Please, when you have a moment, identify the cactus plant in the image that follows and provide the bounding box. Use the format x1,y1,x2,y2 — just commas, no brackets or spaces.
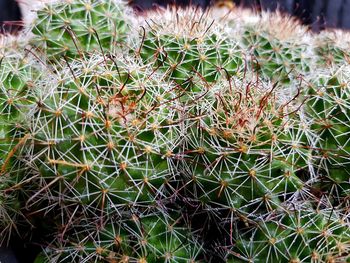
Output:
30,0,133,59
0,1,350,262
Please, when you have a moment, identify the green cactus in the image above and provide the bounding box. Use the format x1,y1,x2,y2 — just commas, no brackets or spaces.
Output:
315,31,350,66
30,0,133,59
139,8,243,84
23,52,182,214
0,1,350,262
230,208,350,263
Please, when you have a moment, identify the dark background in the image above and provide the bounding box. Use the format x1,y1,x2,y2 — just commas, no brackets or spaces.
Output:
1,0,350,33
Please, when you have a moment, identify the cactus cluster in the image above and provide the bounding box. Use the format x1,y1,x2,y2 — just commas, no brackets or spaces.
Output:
1,0,350,262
